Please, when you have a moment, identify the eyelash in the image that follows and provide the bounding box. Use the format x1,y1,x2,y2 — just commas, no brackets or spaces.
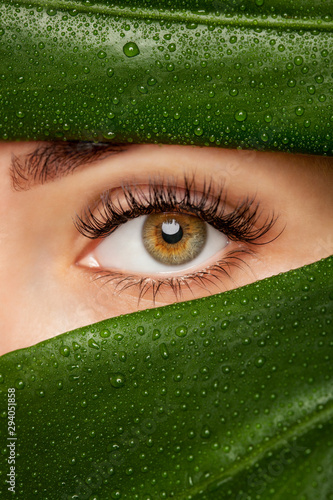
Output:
74,175,279,302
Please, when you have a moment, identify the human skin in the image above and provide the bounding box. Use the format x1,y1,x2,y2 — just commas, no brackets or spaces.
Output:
0,141,332,356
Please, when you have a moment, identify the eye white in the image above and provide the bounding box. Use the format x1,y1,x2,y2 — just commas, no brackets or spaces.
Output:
80,215,229,274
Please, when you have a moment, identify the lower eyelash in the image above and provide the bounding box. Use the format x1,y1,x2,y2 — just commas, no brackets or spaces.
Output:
88,248,255,305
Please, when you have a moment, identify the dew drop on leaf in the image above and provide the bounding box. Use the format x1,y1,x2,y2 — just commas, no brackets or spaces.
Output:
59,346,70,357
255,356,267,368
123,42,140,58
175,325,188,337
15,379,25,389
235,110,247,122
109,373,126,388
100,328,111,338
97,50,107,59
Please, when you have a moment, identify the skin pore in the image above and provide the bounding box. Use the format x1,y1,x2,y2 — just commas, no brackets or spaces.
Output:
0,141,332,355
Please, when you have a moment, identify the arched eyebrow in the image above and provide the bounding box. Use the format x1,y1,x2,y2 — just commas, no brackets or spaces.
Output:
10,141,127,191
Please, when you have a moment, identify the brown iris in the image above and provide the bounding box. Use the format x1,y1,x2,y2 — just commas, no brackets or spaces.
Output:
142,212,207,265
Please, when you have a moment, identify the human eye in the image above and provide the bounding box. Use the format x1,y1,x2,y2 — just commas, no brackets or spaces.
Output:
74,175,279,303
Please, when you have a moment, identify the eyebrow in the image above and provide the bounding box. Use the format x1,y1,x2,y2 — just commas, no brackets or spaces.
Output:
10,141,128,191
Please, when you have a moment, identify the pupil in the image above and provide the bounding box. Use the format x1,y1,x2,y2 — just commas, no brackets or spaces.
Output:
161,219,183,244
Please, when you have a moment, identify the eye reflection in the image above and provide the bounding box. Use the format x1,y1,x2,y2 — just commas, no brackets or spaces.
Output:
142,212,207,265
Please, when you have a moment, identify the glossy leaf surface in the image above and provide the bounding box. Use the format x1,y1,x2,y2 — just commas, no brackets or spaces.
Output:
0,0,332,154
0,256,332,499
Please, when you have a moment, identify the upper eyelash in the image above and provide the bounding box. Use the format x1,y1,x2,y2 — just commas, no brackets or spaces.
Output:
74,174,279,245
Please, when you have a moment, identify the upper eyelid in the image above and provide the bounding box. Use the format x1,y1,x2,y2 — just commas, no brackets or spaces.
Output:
74,175,281,244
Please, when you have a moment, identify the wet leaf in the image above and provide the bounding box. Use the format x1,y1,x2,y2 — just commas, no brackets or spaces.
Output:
0,256,332,498
0,0,332,154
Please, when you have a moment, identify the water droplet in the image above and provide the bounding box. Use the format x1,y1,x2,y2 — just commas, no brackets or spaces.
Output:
194,126,203,136
47,8,57,16
123,42,140,58
295,106,305,116
147,77,157,86
235,110,247,122
159,343,169,359
264,113,273,123
97,50,107,59
107,68,114,78
137,85,148,94
100,328,111,338
175,325,188,337
16,110,25,118
200,425,212,439
110,373,126,388
294,56,303,66
15,379,25,390
186,22,198,30
255,0,264,5
103,131,116,140
111,491,122,499
88,338,100,349
152,329,161,340
137,326,145,335
59,346,70,357
255,356,267,368
0,374,4,384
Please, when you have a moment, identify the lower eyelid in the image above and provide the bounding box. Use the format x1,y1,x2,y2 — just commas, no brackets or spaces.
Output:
80,244,256,304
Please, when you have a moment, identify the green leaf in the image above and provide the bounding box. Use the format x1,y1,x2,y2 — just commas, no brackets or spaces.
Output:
0,0,332,154
0,256,332,499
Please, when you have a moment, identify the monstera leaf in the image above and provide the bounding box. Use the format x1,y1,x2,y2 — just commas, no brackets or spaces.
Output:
0,257,332,499
0,0,332,154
